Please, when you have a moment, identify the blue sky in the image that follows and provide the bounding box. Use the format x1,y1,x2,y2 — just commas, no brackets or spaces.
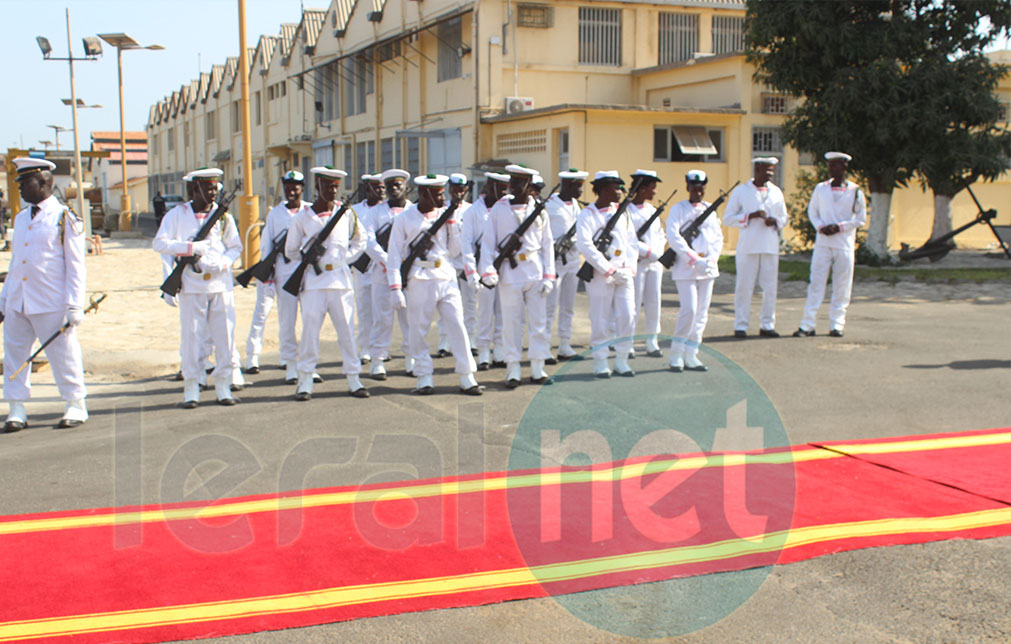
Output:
1,0,327,152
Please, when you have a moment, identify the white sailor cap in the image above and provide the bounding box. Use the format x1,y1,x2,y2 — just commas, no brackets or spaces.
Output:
631,169,662,182
485,171,510,183
381,168,410,182
449,173,469,185
532,174,545,186
592,170,625,185
281,170,305,183
311,166,347,179
415,173,448,187
182,172,193,183
13,157,56,180
504,164,538,176
361,173,383,182
824,151,852,162
558,168,589,181
685,169,708,185
751,156,779,166
188,167,224,181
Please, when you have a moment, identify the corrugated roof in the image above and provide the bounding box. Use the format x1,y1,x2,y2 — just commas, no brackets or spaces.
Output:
278,23,297,60
92,131,146,143
210,64,224,97
303,9,326,50
257,36,278,70
333,0,358,36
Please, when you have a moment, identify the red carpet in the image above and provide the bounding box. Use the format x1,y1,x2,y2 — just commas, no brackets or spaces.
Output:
0,428,1007,643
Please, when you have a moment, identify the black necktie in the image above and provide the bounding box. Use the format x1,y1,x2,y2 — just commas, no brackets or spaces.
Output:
31,206,40,218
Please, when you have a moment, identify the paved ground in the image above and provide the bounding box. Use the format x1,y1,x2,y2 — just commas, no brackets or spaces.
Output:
0,237,1008,643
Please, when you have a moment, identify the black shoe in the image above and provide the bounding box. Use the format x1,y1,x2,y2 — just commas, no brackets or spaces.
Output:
669,364,684,373
545,356,558,366
530,375,548,384
477,362,490,371
471,348,479,357
628,352,636,361
231,384,244,392
646,350,663,358
370,372,387,381
685,364,709,372
56,418,84,429
171,370,184,382
285,378,297,385
350,387,370,398
205,366,214,375
217,396,239,406
294,391,311,402
3,420,25,433
312,374,323,383
759,329,780,338
616,369,635,378
460,385,484,396
417,386,434,395
406,371,414,378
734,330,747,338
244,366,260,375
491,361,507,369
199,383,211,391
177,401,198,410
436,348,451,358
793,328,816,337
505,378,521,389
829,329,844,337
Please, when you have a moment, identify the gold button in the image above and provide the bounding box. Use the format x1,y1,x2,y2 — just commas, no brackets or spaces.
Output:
615,249,622,256
203,273,211,281
325,263,333,271
22,260,25,264
518,253,527,261
434,259,441,268
22,277,26,281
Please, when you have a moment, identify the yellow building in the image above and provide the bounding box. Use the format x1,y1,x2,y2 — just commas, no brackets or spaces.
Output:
147,0,1010,251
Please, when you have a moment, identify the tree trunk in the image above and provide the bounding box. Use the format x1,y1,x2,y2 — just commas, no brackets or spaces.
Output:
865,176,893,261
930,192,954,242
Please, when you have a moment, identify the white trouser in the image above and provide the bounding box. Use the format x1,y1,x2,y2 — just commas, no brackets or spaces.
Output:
458,273,477,345
800,245,855,332
586,275,636,360
734,253,779,331
298,288,361,376
245,281,276,360
476,283,504,350
671,278,716,356
499,280,551,363
179,292,237,382
369,270,409,359
354,270,373,356
634,261,663,340
545,265,579,343
275,287,300,365
405,279,477,377
3,308,86,402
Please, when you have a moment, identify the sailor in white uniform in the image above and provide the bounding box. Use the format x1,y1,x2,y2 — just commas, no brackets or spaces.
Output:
461,172,508,370
627,169,665,358
350,172,385,364
544,168,588,361
437,172,475,355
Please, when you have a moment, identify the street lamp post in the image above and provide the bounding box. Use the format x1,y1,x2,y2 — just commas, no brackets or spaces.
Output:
46,125,69,151
37,8,102,240
97,34,163,233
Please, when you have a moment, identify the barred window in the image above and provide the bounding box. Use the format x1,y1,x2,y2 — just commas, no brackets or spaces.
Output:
579,6,622,66
712,15,745,55
752,127,783,154
381,137,394,169
497,129,547,155
658,12,698,65
762,94,789,114
438,17,464,82
518,4,553,29
206,110,216,140
167,127,174,152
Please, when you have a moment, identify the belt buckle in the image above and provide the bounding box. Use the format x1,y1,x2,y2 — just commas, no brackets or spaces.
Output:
518,253,527,261
614,249,622,256
325,263,333,271
433,259,441,268
203,273,211,281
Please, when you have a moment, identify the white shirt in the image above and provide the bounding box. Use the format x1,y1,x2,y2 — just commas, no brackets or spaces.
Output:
283,202,366,291
479,195,556,285
666,199,724,281
722,180,788,255
387,203,462,288
153,201,242,294
575,202,639,278
0,195,86,315
262,200,310,284
627,201,665,263
545,194,582,269
808,180,867,252
447,199,471,271
461,198,493,278
365,200,413,271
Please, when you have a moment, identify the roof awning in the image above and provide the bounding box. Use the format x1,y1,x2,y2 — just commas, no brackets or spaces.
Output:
212,149,232,162
672,126,718,155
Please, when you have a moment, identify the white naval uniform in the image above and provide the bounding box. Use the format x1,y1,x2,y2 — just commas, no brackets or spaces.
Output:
544,195,581,347
245,200,310,367
153,202,243,384
284,203,366,378
350,199,379,359
666,199,724,357
575,202,639,360
387,204,476,378
441,199,475,349
800,180,867,333
628,201,665,347
461,199,504,354
722,180,788,332
479,196,556,364
0,196,87,403
364,201,412,360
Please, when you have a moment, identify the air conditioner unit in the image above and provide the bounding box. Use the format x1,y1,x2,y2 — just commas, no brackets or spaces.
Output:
504,96,535,114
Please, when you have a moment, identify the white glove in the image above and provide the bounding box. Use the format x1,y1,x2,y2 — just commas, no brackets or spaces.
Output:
391,289,407,310
190,240,211,256
466,272,481,289
614,267,633,285
481,273,499,288
162,293,178,308
539,278,555,296
66,306,84,327
198,254,231,273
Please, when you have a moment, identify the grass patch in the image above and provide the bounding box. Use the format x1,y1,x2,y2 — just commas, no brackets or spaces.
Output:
716,256,1010,284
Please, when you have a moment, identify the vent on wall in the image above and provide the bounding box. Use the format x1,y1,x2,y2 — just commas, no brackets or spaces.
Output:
496,129,547,155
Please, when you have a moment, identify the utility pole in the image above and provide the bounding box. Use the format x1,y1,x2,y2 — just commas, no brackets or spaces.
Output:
237,0,259,268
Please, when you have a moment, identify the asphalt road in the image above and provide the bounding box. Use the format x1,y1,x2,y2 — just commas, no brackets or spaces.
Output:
1,272,1008,643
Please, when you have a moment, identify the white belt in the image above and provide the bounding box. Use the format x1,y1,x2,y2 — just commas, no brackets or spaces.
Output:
417,259,444,269
318,261,345,272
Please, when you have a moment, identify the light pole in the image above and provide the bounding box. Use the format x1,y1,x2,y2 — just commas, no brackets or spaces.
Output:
46,125,69,151
39,140,54,152
37,8,102,240
98,34,163,232
237,0,260,268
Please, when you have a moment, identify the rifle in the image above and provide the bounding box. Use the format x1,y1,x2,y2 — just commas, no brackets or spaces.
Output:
575,175,646,282
900,180,1010,262
236,230,288,288
486,184,560,285
351,220,392,273
552,197,584,266
282,185,365,297
160,184,241,296
636,189,678,239
400,198,464,288
658,180,739,269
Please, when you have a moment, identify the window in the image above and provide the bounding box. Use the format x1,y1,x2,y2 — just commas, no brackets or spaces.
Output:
653,125,723,162
254,91,261,126
518,4,553,28
167,127,175,152
268,85,275,101
579,6,622,66
381,137,394,169
557,129,569,173
798,151,816,166
344,56,372,116
343,145,353,175
232,101,240,133
183,122,190,148
752,126,784,183
206,110,216,139
378,40,401,63
658,12,698,65
355,141,375,179
437,17,463,82
712,15,745,55
407,138,420,177
762,94,789,114
150,132,157,155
